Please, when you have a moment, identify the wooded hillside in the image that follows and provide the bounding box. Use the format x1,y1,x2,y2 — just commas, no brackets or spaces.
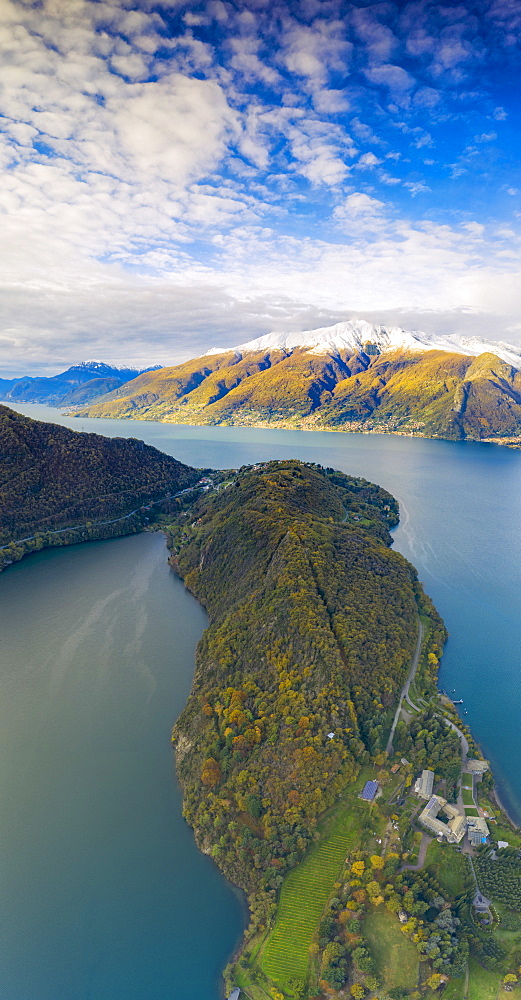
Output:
169,461,442,929
0,404,198,550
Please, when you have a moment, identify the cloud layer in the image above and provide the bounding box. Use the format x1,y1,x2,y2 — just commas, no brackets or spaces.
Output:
1,0,520,374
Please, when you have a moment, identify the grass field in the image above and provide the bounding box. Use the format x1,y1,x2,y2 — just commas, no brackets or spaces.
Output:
465,807,480,817
463,788,476,806
364,906,419,991
258,780,370,994
425,839,469,896
442,974,466,1000
259,804,359,991
467,957,502,1000
478,802,521,849
492,823,521,848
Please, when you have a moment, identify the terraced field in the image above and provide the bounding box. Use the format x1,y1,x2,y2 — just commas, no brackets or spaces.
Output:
259,801,361,993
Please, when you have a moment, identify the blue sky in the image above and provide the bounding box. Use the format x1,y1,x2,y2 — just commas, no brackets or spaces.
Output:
1,0,520,374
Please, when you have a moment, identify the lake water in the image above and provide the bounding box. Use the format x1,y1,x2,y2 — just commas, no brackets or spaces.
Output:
0,530,243,1000
3,404,521,997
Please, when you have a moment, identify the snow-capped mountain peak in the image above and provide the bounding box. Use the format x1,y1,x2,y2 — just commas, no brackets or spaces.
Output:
77,360,140,374
206,319,521,369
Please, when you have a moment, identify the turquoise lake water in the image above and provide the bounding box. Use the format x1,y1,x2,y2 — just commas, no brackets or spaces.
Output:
3,403,521,997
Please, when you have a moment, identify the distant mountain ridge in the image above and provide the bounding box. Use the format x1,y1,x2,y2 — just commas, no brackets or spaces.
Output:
0,360,160,407
69,320,521,444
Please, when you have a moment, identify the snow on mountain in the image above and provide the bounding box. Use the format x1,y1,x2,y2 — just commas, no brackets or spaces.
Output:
77,361,160,375
206,319,521,369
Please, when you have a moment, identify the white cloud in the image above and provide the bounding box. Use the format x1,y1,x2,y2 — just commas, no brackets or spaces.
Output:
412,86,442,108
1,201,521,373
279,17,351,93
0,0,519,375
228,35,281,86
291,139,350,186
333,192,386,219
351,7,398,62
364,63,415,97
108,74,239,184
312,88,350,114
404,180,431,195
356,151,382,168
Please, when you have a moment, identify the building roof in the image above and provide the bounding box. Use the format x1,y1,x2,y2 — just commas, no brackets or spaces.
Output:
467,816,489,835
361,780,379,801
466,759,489,773
443,802,460,820
418,795,466,843
469,830,487,847
449,814,466,840
414,769,434,799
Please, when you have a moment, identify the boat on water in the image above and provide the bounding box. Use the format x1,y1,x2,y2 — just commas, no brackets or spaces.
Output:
453,699,463,704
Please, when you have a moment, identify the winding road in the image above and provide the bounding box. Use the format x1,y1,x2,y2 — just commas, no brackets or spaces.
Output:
386,617,425,755
0,484,205,553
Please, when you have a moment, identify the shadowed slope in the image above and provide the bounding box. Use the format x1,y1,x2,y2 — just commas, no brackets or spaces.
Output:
0,404,198,546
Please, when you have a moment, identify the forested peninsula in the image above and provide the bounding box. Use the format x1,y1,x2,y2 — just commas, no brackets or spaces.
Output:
167,461,521,1000
0,404,199,571
4,407,521,999
169,461,425,905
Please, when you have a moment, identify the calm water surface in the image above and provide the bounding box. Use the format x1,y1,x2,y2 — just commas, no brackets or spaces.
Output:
0,531,243,1000
4,404,521,997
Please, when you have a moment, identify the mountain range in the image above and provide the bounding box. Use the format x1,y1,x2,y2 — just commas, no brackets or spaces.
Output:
0,361,160,407
70,321,521,444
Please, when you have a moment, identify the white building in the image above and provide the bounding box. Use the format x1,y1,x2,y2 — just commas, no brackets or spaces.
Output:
414,769,434,800
466,760,489,774
467,816,490,847
418,795,466,843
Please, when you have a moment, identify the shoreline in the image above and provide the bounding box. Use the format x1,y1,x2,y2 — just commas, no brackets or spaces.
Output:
491,785,521,832
64,406,521,451
165,461,520,999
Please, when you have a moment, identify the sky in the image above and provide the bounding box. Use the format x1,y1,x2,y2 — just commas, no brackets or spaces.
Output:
1,0,520,375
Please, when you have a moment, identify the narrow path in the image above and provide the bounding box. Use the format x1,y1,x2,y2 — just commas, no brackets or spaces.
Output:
0,484,204,552
463,961,469,1000
402,832,432,872
444,716,469,760
405,689,422,712
386,617,425,755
